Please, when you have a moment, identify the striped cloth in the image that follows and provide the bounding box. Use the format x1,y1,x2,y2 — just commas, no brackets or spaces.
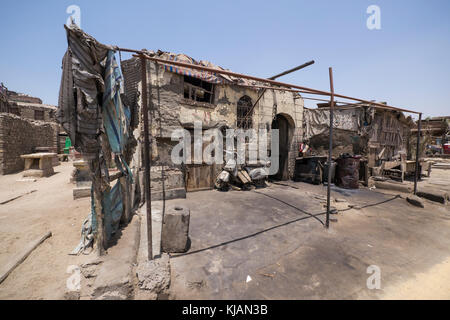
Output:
162,54,225,84
102,50,131,154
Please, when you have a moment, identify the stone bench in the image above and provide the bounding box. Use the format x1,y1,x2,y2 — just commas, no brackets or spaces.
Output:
34,147,59,167
20,152,56,177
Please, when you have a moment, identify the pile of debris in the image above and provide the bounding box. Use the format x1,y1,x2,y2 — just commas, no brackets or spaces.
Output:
215,157,270,191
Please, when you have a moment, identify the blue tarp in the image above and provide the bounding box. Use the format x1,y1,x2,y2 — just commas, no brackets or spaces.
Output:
102,180,123,239
102,50,131,155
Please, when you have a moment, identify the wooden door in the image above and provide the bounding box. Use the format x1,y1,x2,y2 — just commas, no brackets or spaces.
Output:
186,164,215,192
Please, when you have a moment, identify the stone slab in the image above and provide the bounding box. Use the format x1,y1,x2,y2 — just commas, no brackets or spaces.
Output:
151,188,186,201
73,186,91,200
92,215,140,300
406,195,425,208
161,205,190,253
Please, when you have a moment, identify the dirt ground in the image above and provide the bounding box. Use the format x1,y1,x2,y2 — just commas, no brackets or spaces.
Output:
0,162,91,299
0,160,449,300
380,256,450,299
166,166,450,300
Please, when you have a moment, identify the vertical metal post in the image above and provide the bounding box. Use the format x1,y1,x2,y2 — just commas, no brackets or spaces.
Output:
326,67,335,229
141,56,153,260
413,113,422,195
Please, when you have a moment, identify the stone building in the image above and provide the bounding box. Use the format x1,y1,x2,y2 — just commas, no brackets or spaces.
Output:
0,114,58,174
0,86,62,174
6,90,57,122
121,51,304,199
304,103,415,161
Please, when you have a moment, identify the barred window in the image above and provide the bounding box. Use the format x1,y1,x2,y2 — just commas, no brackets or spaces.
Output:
237,95,253,129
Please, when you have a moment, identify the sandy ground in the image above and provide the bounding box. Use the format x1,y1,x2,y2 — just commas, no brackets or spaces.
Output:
381,256,450,299
166,167,450,300
0,162,91,299
0,159,449,300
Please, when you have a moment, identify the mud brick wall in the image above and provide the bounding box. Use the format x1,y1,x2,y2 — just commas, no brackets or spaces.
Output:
0,113,57,174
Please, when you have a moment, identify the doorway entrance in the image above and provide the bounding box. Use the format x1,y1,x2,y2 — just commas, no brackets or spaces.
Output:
271,114,293,180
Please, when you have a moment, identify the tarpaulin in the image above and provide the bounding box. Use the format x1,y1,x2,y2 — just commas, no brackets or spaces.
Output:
57,24,113,160
59,25,134,253
304,108,365,140
102,180,123,240
103,50,130,154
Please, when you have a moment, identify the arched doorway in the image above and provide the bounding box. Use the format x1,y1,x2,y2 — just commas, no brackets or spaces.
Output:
271,113,294,180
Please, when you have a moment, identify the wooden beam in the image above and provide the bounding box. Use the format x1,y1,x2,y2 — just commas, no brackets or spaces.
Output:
0,231,52,284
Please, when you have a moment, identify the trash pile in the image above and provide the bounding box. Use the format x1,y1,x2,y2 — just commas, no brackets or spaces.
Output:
214,152,270,191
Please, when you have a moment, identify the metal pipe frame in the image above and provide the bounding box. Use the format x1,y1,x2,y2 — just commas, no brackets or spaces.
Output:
140,56,153,260
242,60,315,122
126,51,419,115
268,60,315,80
326,67,335,229
118,47,419,114
414,113,422,195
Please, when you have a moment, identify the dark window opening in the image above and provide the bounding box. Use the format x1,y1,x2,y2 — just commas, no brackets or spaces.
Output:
237,95,253,129
9,106,20,116
34,110,44,120
183,75,215,104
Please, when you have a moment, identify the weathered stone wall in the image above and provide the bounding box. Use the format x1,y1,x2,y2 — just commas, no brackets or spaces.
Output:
145,61,304,179
7,91,42,104
0,113,57,174
122,57,304,181
8,101,56,122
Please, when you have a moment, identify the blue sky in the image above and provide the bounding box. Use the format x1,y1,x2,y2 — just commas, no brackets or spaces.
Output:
0,1,449,118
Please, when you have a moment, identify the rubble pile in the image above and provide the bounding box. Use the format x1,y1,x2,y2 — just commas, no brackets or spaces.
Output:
214,158,270,191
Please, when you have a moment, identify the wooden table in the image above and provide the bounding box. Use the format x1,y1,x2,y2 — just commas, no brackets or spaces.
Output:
20,153,56,177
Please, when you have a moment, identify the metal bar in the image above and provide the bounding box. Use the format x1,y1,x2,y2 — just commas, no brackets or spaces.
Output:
116,47,143,54
326,67,335,229
242,60,316,122
414,113,422,195
242,88,266,122
268,60,315,80
141,56,153,260
235,84,415,113
133,52,420,114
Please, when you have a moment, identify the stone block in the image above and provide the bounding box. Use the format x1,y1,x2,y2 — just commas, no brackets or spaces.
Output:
406,195,425,208
73,186,91,199
416,190,448,205
151,188,186,201
161,205,190,253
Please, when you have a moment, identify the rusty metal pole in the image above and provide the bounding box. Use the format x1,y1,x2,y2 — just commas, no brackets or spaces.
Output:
133,53,419,114
268,60,315,80
243,60,316,122
141,56,153,260
326,67,335,229
414,113,422,195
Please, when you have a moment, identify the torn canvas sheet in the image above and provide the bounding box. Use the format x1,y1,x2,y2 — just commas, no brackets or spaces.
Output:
57,24,113,160
304,108,366,140
60,25,134,254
